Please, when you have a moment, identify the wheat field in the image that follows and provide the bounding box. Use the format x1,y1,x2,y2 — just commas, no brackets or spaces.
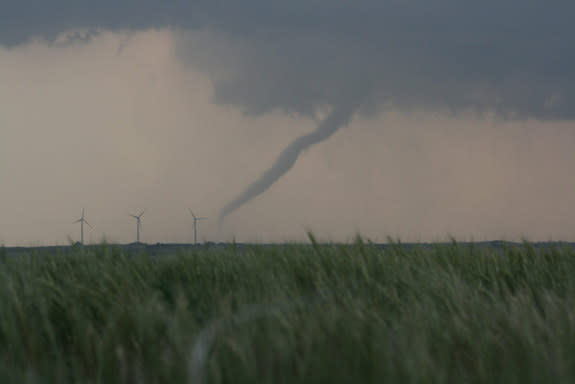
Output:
1,237,575,383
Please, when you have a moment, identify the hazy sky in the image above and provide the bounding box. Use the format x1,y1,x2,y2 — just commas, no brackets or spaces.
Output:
1,2,575,245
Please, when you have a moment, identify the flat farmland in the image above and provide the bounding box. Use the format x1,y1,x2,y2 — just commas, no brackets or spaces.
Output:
1,238,575,383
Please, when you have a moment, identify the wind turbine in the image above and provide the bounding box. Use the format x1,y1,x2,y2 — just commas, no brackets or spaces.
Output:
129,210,145,243
189,209,207,245
73,208,92,245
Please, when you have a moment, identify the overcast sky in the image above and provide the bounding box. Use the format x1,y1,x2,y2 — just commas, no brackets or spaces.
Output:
1,2,575,245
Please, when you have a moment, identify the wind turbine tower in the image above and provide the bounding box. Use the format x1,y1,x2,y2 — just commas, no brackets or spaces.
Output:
73,208,92,245
189,209,207,245
129,210,145,243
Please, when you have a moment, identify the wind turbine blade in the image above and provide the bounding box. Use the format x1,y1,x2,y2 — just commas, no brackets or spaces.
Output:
73,219,82,224
81,208,85,218
84,220,92,228
139,210,145,217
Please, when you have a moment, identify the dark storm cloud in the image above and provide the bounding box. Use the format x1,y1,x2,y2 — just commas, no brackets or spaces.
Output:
175,1,575,120
3,1,573,119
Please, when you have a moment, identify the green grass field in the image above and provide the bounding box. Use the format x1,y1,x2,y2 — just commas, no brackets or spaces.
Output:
1,237,575,383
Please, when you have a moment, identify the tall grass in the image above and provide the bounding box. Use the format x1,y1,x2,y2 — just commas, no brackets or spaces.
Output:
1,238,575,383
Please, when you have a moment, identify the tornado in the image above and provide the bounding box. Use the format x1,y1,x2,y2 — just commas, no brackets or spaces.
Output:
218,101,360,225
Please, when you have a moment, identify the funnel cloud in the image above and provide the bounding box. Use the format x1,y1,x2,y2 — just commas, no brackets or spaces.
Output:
219,99,362,224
